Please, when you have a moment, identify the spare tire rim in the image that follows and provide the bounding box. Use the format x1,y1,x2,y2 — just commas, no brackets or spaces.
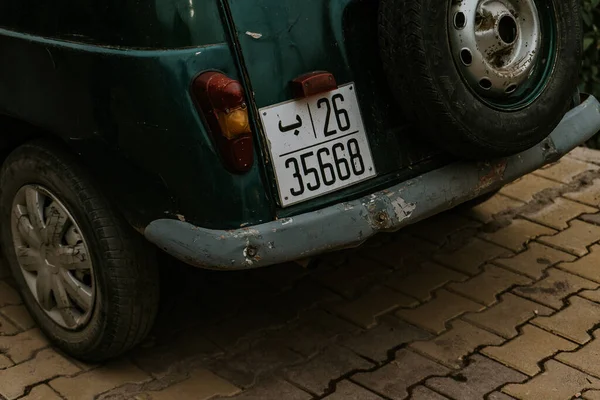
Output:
449,0,556,110
11,185,96,330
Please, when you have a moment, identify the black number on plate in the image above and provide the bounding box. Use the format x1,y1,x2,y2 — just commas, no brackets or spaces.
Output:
317,148,336,186
285,138,368,198
285,157,304,196
317,94,351,138
332,143,351,181
348,138,365,175
300,152,320,191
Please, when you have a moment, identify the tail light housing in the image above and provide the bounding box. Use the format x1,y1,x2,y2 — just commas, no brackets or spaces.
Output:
191,71,253,173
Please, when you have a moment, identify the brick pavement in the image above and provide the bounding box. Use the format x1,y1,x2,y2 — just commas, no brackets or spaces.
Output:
3,147,600,399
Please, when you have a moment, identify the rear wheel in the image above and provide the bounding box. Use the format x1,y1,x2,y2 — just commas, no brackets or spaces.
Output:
379,0,582,158
0,140,159,361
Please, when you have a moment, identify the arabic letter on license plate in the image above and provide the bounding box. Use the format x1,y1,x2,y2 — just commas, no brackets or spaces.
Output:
259,83,377,207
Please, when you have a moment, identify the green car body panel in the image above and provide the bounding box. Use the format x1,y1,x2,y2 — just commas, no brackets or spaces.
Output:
0,0,440,232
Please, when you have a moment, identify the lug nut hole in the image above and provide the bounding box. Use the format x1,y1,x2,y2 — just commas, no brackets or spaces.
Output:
479,78,492,90
505,84,518,94
460,48,473,66
454,12,467,29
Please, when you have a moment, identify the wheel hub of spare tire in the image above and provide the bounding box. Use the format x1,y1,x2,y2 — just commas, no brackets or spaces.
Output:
11,185,95,330
449,0,542,101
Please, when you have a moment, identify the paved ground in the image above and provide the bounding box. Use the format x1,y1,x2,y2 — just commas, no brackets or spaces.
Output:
4,148,600,399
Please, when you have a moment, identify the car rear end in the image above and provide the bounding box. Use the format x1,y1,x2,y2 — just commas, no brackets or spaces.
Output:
146,0,600,268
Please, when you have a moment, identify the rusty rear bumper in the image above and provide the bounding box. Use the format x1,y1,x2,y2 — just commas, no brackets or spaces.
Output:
145,95,600,270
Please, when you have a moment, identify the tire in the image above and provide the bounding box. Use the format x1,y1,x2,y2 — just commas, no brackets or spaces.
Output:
379,0,582,158
0,140,159,362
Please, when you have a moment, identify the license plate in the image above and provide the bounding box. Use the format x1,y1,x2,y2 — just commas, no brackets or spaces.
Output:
259,83,377,207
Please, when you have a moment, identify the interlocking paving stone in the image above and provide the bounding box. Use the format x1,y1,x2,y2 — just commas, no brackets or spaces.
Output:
253,262,308,291
409,386,450,399
137,369,240,400
513,268,598,309
19,385,62,400
426,354,527,400
313,258,391,299
366,234,437,270
488,392,517,400
447,264,532,306
494,242,577,279
274,309,357,359
557,244,600,283
353,350,449,399
262,279,340,323
462,193,524,223
584,390,600,400
211,339,301,388
0,305,35,331
434,238,512,276
130,329,220,378
480,219,556,252
0,349,80,400
0,313,18,335
0,281,21,307
482,324,578,376
522,198,597,230
503,360,600,400
341,315,431,363
534,157,599,183
385,262,467,301
397,289,484,334
581,212,600,226
556,330,600,378
284,345,374,395
538,220,600,257
0,354,13,369
404,213,481,245
326,286,417,329
567,147,600,164
564,179,600,207
500,174,562,202
532,296,600,344
463,292,553,339
0,329,49,363
410,320,503,369
203,307,285,350
322,381,384,399
227,378,312,400
49,359,151,399
580,288,600,303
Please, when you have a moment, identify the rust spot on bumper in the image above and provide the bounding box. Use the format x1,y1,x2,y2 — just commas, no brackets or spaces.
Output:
477,160,508,192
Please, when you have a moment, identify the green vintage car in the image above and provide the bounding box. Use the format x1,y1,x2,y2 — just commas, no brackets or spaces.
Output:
0,0,598,361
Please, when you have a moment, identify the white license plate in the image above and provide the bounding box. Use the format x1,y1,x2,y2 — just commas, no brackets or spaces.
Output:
259,83,377,207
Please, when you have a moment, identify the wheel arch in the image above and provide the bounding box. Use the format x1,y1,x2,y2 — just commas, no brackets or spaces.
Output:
0,114,173,234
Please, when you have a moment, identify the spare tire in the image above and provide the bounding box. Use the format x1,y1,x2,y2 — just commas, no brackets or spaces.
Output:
379,0,582,159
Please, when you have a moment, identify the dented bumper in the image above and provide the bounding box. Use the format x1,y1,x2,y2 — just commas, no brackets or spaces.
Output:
145,95,600,270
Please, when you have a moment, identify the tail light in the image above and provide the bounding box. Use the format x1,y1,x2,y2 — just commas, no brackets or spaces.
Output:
191,72,253,173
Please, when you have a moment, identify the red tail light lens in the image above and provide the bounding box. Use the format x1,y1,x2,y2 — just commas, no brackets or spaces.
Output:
191,72,253,173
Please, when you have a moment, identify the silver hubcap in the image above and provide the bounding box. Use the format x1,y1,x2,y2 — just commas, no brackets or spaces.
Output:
11,185,95,330
449,0,541,98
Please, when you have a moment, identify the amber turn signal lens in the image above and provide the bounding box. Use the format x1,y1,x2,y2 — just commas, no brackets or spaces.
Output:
217,107,251,139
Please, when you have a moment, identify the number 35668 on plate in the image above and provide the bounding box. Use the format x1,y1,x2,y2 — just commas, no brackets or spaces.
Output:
259,83,377,207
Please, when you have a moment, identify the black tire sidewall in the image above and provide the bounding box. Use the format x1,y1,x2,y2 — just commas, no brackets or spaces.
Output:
382,0,582,157
1,144,116,354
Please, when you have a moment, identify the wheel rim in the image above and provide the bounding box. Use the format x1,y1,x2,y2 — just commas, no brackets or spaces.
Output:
449,0,556,110
10,185,96,330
